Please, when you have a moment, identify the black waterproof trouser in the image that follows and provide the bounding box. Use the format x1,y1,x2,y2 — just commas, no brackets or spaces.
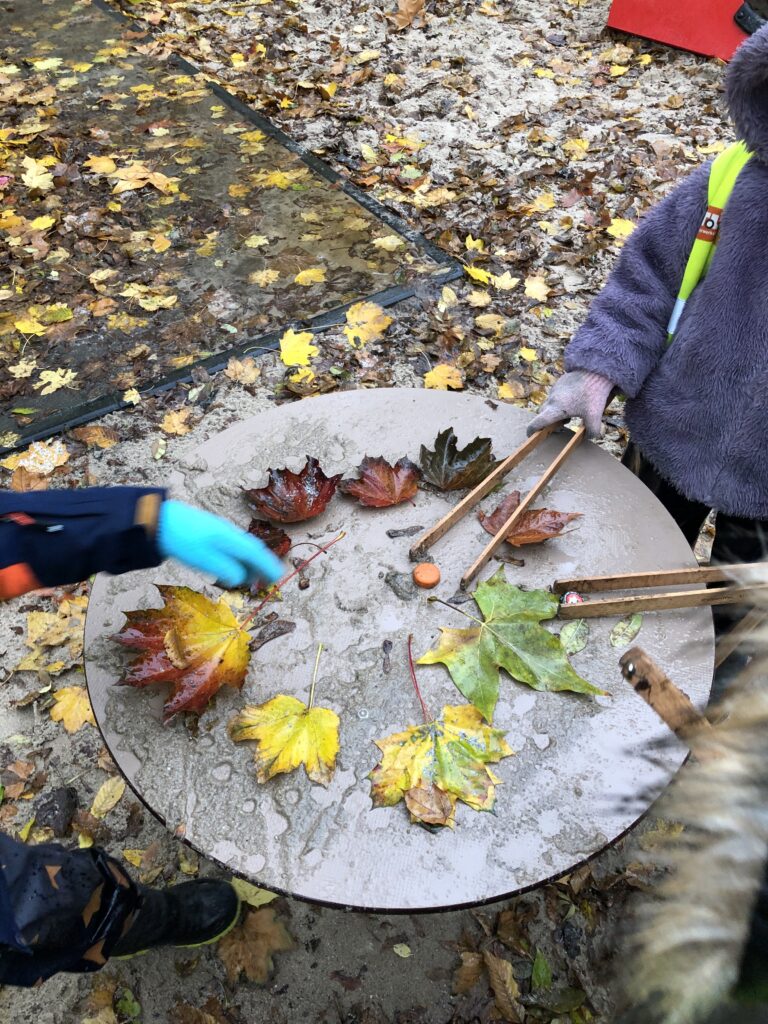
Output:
0,833,140,986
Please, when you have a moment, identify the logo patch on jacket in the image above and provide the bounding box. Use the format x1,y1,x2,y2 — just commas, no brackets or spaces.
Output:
697,205,722,243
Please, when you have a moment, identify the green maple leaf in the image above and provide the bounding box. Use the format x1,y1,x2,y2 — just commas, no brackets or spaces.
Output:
418,568,605,721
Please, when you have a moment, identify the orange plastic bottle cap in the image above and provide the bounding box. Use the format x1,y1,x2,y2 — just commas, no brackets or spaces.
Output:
413,563,440,589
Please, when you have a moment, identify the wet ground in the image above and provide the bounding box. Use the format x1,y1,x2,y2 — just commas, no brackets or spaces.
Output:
0,0,452,446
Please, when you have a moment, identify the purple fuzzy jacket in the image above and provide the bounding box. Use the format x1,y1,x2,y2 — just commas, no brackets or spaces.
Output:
564,25,768,519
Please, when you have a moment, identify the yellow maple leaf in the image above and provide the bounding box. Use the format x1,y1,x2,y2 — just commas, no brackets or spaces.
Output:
467,289,492,308
294,267,326,286
249,268,280,286
91,776,126,818
279,328,318,366
21,156,54,192
493,271,519,291
368,705,513,828
474,313,507,335
244,234,269,248
230,879,278,908
230,52,246,66
230,694,340,786
7,358,37,378
424,364,464,390
562,138,589,160
251,167,309,189
29,214,56,231
519,346,538,362
123,388,141,406
498,380,526,402
152,234,172,253
50,686,96,734
465,234,485,251
289,366,315,384
33,368,78,395
526,192,556,215
84,155,117,174
463,264,492,286
524,275,550,302
610,64,629,77
14,317,47,336
351,48,381,65
606,217,636,240
161,408,194,435
343,301,393,348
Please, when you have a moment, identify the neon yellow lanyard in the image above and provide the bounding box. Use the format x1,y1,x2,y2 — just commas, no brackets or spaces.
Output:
666,140,753,342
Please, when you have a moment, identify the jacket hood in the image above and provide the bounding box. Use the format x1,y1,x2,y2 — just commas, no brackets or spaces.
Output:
726,22,768,164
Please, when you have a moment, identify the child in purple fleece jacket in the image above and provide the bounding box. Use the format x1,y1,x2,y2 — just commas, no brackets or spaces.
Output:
528,23,768,571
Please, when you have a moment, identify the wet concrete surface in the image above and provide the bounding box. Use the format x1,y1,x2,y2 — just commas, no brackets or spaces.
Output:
84,390,714,911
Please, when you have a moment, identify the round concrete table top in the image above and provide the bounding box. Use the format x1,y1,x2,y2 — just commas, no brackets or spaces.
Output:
84,389,714,911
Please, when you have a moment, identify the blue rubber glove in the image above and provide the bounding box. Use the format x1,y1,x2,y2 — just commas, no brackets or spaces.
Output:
157,500,284,588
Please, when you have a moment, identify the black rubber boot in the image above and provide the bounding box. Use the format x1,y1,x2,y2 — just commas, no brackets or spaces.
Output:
110,879,240,959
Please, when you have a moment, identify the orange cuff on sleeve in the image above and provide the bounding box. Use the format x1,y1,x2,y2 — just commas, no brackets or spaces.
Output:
134,493,162,538
0,562,42,600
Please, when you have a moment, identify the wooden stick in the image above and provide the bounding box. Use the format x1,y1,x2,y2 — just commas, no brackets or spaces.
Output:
460,426,586,590
553,561,768,595
558,583,768,619
409,421,564,562
714,606,768,669
619,646,712,741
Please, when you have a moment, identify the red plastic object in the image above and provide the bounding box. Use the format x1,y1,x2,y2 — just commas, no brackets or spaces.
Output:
607,0,748,60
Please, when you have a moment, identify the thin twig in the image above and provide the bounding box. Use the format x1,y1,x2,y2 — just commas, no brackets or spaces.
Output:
308,642,323,709
239,531,345,630
407,633,431,723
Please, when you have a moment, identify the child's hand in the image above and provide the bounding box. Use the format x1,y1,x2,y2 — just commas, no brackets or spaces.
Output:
157,501,284,588
525,369,614,439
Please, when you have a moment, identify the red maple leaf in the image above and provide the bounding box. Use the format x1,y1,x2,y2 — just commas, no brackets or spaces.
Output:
340,456,420,507
248,518,292,557
243,456,341,523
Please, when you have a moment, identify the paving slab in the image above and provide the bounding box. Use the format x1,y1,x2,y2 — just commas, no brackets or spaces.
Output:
84,389,714,912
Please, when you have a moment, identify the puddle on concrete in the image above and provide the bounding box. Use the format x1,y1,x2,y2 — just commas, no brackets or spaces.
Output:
84,391,714,911
0,0,451,443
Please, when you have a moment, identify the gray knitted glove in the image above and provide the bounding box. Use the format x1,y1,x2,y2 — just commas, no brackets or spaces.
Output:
525,370,615,439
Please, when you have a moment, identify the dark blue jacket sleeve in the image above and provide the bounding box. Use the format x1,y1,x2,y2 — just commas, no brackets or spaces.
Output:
0,486,166,598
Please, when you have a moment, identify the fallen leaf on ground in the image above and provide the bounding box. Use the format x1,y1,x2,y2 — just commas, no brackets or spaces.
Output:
160,408,194,436
484,950,524,1022
1,439,70,475
391,0,426,29
230,694,339,785
368,704,513,828
71,425,120,449
524,275,550,302
248,519,292,557
610,613,643,648
217,907,294,983
49,686,96,733
18,595,88,675
453,951,485,994
607,217,635,239
340,456,420,507
343,301,393,347
294,267,326,286
224,357,260,384
231,878,278,908
424,364,464,390
477,491,582,546
418,567,604,720
91,776,125,819
113,586,251,721
279,328,317,367
244,456,341,523
419,427,496,490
